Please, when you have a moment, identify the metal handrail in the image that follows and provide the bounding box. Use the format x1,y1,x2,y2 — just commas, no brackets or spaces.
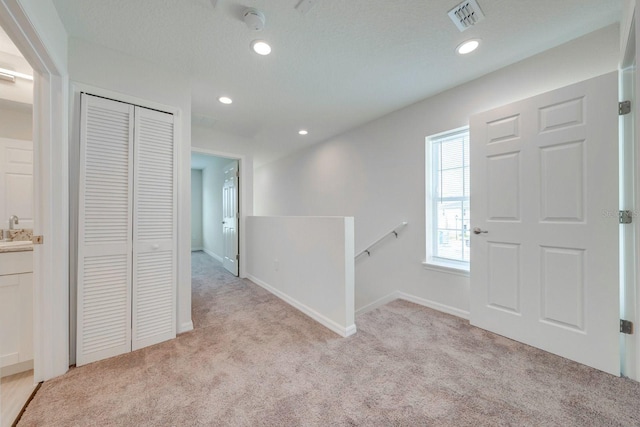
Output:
355,221,408,259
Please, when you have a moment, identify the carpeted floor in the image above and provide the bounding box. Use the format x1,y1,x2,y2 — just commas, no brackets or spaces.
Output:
17,251,640,426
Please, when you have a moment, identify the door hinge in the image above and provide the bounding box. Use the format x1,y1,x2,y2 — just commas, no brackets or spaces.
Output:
619,210,633,224
619,100,631,115
236,254,239,261
620,319,634,334
32,235,43,245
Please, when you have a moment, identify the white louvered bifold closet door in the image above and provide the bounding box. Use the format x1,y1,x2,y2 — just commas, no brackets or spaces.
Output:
132,107,176,350
77,94,134,366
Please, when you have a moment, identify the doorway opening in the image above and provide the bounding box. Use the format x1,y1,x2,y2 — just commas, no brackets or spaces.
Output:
190,151,241,330
1,0,70,388
191,152,240,277
0,22,36,426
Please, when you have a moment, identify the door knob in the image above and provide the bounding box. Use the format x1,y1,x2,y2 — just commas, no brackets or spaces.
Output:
473,227,488,235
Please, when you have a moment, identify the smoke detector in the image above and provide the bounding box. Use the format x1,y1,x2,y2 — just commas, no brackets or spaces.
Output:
448,0,485,32
243,8,265,31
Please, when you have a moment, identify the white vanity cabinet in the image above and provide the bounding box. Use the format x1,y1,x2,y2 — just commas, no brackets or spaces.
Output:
0,249,33,374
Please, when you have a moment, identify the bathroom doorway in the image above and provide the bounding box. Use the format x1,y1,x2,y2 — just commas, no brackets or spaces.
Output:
0,22,36,427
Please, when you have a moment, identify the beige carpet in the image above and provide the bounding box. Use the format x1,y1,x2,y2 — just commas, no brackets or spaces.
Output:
18,251,640,426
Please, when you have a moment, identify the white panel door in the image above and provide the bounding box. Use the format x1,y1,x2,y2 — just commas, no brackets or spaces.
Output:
470,72,619,375
222,161,238,276
0,138,33,229
132,106,176,350
77,94,134,366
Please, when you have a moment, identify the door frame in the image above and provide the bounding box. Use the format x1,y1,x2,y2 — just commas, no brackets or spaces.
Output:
0,1,70,381
191,147,250,279
620,0,640,381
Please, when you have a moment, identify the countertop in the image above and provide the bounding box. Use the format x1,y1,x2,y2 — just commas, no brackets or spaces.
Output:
0,241,34,253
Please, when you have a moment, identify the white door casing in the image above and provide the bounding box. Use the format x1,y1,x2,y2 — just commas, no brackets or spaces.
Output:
470,72,620,375
222,161,239,276
620,0,639,382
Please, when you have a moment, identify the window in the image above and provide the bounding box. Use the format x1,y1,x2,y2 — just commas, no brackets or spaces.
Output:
425,127,470,272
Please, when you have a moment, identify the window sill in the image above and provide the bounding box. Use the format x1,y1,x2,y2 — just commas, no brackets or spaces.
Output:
422,260,470,277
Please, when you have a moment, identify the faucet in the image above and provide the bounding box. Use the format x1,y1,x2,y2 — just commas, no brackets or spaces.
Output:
3,215,18,241
9,215,19,230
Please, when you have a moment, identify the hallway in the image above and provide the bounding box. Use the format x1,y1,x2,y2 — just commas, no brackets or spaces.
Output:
15,252,640,426
190,250,270,329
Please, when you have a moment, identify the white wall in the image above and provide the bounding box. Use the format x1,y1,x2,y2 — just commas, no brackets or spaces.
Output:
67,37,193,334
192,126,256,158
246,216,355,337
191,169,203,250
16,0,68,73
202,158,227,260
254,24,620,316
192,126,254,277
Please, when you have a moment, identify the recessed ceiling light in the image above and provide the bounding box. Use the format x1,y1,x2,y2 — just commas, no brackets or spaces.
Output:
456,39,480,55
298,130,308,135
251,40,272,56
218,96,233,104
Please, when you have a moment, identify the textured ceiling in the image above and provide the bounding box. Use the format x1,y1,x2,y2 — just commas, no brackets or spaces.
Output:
51,0,622,166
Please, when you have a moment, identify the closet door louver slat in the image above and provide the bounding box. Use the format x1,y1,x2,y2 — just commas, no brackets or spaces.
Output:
132,107,177,350
77,94,134,366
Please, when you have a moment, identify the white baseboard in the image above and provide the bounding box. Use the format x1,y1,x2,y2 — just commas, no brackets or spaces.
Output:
247,274,356,338
178,320,194,334
191,247,203,252
1,359,33,378
344,324,357,336
203,248,223,262
355,291,469,320
397,292,470,320
355,291,400,316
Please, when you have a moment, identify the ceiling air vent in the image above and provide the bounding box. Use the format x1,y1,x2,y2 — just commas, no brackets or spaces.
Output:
448,0,485,32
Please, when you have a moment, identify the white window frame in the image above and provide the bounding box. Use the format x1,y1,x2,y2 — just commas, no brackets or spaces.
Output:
424,126,470,276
